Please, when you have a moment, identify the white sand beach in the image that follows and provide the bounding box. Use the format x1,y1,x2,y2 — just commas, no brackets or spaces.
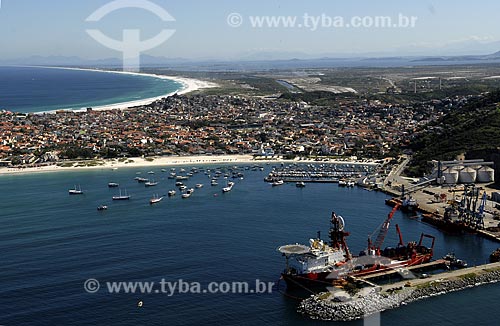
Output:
21,65,218,112
0,155,378,176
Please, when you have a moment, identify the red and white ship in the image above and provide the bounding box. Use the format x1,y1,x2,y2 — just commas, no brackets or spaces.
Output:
278,204,435,288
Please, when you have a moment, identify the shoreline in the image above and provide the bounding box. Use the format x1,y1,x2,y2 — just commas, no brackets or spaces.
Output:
0,155,379,176
9,65,218,113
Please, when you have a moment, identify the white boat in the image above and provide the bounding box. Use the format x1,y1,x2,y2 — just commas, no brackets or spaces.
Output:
179,185,187,191
145,180,159,187
347,180,356,187
113,189,131,201
272,180,284,187
211,180,218,186
168,190,177,197
69,185,83,195
150,194,164,205
148,171,155,175
195,184,204,189
97,205,108,211
108,182,119,188
182,189,194,199
296,182,306,188
222,182,235,193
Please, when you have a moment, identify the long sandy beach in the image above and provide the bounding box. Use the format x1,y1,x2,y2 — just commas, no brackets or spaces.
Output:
20,65,218,112
0,155,378,176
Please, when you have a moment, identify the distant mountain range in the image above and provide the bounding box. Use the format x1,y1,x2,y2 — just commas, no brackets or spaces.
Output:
412,51,500,62
2,51,500,70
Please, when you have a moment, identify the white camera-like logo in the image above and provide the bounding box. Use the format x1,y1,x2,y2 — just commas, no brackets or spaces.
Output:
86,0,176,72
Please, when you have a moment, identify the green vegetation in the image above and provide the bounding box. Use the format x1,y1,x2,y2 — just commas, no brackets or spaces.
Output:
407,90,500,176
458,272,477,280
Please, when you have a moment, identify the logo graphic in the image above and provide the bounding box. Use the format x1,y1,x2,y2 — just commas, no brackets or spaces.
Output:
86,0,176,72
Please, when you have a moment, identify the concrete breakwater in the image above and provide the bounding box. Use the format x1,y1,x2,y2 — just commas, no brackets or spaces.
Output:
298,263,500,321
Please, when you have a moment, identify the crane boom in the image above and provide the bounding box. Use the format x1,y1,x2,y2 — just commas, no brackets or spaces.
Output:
371,204,400,253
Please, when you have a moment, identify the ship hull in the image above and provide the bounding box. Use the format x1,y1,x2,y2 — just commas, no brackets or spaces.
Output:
282,253,433,289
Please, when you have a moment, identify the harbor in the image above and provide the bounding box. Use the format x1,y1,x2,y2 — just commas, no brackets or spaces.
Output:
2,160,500,325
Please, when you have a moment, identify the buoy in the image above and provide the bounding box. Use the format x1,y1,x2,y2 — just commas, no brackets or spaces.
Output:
137,301,143,308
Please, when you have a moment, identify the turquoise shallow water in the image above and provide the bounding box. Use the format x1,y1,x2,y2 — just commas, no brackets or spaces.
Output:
0,165,499,325
0,66,183,113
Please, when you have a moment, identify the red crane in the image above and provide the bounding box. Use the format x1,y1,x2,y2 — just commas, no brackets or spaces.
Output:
367,204,401,255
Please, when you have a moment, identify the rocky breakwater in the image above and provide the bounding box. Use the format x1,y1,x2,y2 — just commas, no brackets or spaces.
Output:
298,265,500,321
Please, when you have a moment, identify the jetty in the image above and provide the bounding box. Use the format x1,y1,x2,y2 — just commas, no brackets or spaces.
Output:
299,261,500,321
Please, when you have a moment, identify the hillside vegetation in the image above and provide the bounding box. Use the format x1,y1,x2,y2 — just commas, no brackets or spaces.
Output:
408,90,500,176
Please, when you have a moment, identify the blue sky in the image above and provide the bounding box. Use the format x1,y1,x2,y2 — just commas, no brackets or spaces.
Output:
0,0,499,60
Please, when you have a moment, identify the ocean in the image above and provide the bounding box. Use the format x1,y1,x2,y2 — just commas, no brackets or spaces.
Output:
0,165,499,325
0,66,183,113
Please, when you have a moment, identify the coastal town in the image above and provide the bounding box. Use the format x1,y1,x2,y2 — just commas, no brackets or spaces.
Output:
0,93,462,166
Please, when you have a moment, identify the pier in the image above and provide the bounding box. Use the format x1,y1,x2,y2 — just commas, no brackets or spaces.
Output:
357,259,448,280
299,261,500,321
265,163,377,183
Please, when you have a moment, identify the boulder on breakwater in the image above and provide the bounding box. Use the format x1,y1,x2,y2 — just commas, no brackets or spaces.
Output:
298,268,500,321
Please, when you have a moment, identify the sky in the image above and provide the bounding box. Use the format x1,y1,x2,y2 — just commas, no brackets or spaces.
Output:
0,0,499,61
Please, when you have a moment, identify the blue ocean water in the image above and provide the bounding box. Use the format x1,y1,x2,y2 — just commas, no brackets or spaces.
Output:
0,165,499,326
0,66,183,113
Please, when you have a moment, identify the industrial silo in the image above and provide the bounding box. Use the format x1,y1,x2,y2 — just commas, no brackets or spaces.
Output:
476,166,495,183
442,167,459,184
459,167,477,184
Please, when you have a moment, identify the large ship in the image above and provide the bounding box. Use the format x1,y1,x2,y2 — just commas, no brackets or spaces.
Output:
278,205,435,288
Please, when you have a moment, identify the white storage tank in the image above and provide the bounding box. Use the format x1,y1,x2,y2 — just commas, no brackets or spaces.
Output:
476,166,495,183
442,168,459,184
459,167,477,184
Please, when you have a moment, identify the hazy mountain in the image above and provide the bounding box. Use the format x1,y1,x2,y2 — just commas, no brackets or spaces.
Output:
1,50,500,70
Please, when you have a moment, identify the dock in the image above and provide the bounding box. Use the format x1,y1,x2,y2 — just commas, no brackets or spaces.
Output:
299,261,500,321
357,259,448,280
379,261,500,293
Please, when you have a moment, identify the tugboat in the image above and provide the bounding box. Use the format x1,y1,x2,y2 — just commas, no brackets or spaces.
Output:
443,252,468,268
278,205,435,288
490,248,500,263
401,196,419,212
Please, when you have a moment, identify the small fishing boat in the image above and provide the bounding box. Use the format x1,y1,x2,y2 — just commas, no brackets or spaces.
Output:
108,182,119,188
69,185,83,195
150,194,164,205
112,189,131,201
182,189,194,199
97,205,108,211
145,180,159,187
195,184,204,189
168,190,177,197
296,182,306,188
222,182,235,193
272,180,284,187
